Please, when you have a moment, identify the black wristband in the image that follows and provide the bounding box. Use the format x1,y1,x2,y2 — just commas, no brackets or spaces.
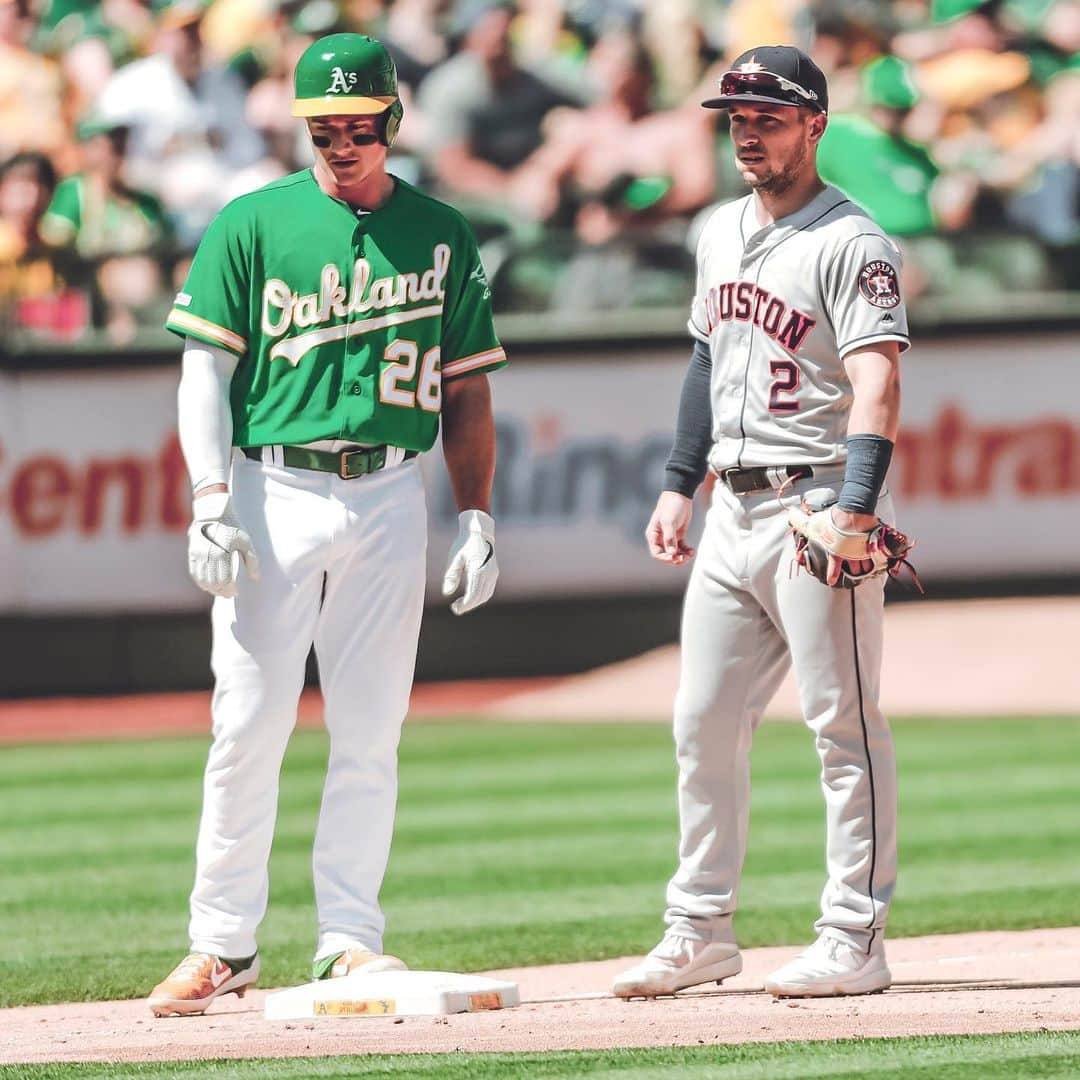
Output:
838,434,893,514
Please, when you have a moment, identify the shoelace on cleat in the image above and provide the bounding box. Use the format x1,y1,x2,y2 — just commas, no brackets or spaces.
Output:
172,952,213,979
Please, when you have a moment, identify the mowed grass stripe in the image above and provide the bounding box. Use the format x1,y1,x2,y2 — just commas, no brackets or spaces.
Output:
10,845,1080,917
2,713,1068,777
6,782,1078,869
10,834,1080,919
6,723,1073,797
7,803,1078,887
4,1033,1080,1079
1,717,1078,1005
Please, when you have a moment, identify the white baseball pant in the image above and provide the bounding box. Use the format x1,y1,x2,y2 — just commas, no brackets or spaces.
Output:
665,469,897,953
188,450,427,962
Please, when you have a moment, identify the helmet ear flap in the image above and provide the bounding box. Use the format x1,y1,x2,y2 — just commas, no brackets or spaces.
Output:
381,99,403,147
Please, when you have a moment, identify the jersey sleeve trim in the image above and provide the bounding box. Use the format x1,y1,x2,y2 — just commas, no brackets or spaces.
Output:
838,331,911,359
442,346,507,381
687,317,710,343
166,309,247,355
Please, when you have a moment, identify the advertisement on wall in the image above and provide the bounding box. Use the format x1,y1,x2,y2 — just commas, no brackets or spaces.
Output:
0,332,1077,613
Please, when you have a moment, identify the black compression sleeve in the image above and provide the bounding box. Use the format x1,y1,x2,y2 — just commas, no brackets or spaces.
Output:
662,340,713,497
838,433,894,514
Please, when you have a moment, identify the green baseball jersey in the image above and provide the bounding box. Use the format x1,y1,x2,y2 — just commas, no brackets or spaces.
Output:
165,170,505,451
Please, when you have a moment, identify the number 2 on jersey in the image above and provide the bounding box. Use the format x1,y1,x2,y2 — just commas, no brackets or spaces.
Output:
768,359,800,413
379,340,441,412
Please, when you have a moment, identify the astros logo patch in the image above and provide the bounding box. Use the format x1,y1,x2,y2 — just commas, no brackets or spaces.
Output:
858,261,900,309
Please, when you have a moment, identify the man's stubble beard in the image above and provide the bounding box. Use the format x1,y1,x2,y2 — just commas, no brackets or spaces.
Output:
746,138,810,197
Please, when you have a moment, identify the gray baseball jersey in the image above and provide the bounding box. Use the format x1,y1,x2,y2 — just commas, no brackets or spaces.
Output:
651,184,908,967
689,185,909,470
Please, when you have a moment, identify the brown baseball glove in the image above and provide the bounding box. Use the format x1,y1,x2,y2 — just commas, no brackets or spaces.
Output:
788,488,921,590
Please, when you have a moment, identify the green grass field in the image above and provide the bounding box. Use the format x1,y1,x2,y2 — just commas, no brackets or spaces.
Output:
5,1033,1080,1080
1,715,1078,1009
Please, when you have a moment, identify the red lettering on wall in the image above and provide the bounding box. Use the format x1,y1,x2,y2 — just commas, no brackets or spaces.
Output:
12,456,74,536
80,458,146,534
1014,421,1077,496
2,435,191,538
159,435,190,529
894,406,1080,500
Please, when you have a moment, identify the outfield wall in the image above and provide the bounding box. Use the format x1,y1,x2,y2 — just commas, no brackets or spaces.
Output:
0,318,1077,692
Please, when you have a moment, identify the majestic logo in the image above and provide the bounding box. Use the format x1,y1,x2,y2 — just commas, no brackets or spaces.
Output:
327,66,359,94
701,281,816,353
858,261,901,309
262,243,452,366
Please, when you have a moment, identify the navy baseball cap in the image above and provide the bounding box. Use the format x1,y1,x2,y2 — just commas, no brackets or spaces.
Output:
703,46,829,114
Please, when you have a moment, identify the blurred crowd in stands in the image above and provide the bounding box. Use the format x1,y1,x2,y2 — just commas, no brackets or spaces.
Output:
1,0,1078,343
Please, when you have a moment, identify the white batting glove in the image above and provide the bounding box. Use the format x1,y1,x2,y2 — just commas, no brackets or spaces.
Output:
187,492,260,598
441,509,498,616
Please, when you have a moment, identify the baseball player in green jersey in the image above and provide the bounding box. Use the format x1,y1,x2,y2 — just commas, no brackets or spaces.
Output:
613,46,910,1001
148,34,506,1017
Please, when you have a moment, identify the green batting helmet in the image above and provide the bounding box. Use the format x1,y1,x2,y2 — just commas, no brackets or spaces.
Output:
292,33,404,147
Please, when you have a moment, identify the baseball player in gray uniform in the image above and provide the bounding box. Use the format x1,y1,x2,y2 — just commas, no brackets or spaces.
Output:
614,46,911,999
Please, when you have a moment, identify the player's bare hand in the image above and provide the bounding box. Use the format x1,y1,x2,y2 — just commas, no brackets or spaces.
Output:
187,492,260,598
442,509,498,615
646,491,696,565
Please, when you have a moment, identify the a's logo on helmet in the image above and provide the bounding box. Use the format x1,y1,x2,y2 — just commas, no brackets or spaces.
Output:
327,66,358,94
739,58,765,73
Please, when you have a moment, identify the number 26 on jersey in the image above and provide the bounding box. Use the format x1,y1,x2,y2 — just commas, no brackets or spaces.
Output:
379,340,441,412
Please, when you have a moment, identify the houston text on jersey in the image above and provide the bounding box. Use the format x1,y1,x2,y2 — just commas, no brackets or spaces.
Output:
702,281,816,353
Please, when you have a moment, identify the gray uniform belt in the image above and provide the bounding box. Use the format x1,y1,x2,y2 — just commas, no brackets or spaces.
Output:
243,444,418,479
720,464,814,495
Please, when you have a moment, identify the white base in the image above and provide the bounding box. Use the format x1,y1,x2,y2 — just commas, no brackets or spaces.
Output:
264,970,520,1019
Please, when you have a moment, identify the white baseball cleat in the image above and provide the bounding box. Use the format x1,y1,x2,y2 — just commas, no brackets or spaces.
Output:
612,933,742,999
764,933,891,997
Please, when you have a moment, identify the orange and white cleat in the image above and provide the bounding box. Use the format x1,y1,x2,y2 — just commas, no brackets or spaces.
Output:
313,947,408,980
148,951,260,1017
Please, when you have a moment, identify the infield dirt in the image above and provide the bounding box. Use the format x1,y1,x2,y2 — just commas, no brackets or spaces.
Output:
2,928,1078,1064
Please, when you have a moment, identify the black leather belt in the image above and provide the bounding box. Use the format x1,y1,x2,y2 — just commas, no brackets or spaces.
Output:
720,464,814,495
243,444,418,479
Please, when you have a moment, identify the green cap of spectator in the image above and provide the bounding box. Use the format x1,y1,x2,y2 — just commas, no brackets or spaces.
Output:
862,55,919,110
153,0,210,29
930,0,983,22
76,113,128,141
621,176,673,212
